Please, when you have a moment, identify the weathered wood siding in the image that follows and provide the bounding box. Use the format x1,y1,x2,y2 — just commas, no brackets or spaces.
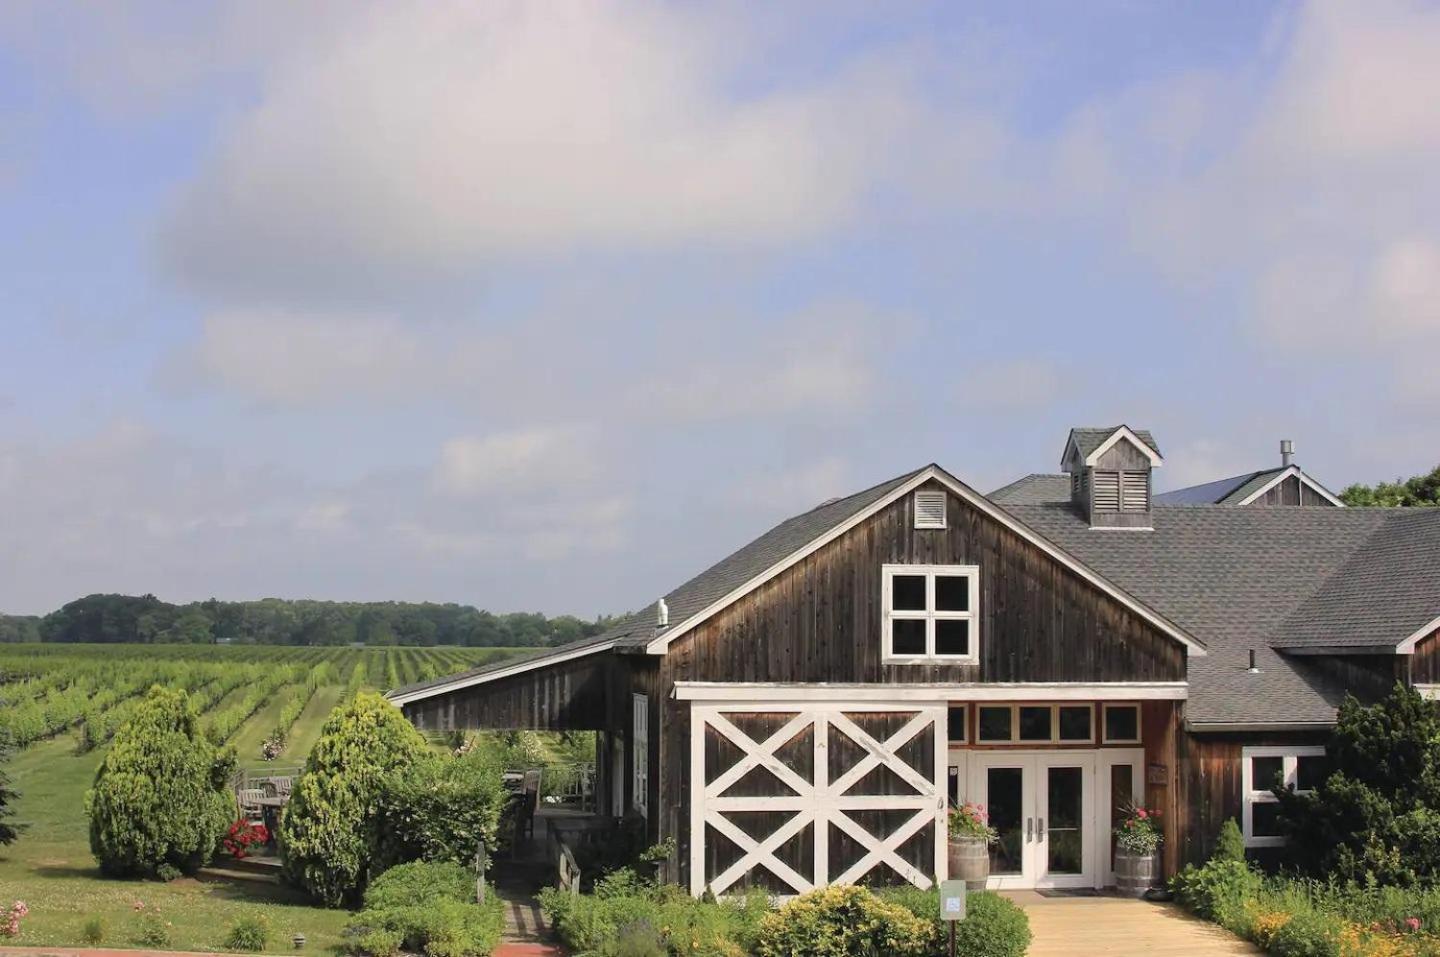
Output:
1251,475,1336,507
661,479,1184,687
1410,630,1440,684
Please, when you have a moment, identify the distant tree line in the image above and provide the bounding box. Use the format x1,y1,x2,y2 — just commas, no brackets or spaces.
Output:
0,593,619,647
1340,463,1440,507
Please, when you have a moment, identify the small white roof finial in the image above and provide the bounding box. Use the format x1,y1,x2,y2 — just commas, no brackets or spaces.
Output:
657,598,669,629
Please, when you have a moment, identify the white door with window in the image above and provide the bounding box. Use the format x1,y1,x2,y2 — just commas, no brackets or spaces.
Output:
967,752,1098,889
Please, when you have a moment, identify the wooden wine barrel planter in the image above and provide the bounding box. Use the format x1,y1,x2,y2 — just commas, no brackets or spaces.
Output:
1115,849,1159,897
948,837,989,890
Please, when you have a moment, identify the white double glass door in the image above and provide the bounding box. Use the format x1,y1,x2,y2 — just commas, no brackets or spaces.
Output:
967,752,1096,889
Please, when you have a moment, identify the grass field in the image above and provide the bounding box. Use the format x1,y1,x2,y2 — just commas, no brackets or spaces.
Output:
0,643,527,951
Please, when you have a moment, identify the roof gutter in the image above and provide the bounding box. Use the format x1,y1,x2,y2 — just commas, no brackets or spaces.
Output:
1187,720,1335,733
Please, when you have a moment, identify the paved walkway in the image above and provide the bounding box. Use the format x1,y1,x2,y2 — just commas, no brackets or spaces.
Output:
1005,892,1260,956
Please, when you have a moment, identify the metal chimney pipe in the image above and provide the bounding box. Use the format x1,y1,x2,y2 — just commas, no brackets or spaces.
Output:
1280,439,1294,468
1247,649,1260,673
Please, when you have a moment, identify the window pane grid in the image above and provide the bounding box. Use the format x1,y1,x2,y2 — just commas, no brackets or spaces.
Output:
968,704,1095,745
882,565,978,663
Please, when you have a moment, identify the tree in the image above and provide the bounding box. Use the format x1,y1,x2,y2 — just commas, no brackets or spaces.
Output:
278,691,428,906
0,735,22,847
1274,683,1440,885
85,686,235,878
1340,465,1440,507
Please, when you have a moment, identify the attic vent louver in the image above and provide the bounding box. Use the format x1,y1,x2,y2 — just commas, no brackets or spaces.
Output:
913,490,946,529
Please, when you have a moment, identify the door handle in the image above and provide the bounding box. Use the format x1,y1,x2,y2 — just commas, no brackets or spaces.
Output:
1038,818,1046,840
1026,817,1033,842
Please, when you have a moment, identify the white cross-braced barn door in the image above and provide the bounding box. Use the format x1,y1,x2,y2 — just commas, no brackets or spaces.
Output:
689,702,947,896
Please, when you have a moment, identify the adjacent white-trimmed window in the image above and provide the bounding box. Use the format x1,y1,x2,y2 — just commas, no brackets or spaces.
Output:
974,704,1093,744
913,491,947,529
1102,704,1142,744
1241,746,1326,847
632,694,649,818
947,706,968,743
881,564,979,664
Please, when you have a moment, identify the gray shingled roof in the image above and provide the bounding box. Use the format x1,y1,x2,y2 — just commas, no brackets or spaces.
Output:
997,503,1429,724
1065,427,1162,463
1270,509,1440,650
988,473,1072,505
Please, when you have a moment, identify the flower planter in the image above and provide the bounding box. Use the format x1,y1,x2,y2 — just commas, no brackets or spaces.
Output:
948,835,990,890
1114,848,1159,897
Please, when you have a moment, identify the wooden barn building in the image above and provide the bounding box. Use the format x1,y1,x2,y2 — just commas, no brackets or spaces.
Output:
388,427,1440,895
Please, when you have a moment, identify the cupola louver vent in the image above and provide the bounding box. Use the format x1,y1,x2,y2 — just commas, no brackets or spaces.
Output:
913,490,946,529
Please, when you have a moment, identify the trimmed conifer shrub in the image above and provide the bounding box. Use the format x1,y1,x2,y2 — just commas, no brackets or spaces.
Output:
85,685,234,878
278,691,428,906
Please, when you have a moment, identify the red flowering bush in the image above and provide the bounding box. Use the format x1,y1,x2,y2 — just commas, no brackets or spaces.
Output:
1115,805,1162,855
222,819,271,859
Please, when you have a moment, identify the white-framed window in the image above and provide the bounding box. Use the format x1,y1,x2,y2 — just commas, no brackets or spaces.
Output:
1101,704,1142,744
881,564,979,664
973,703,1094,745
632,693,649,818
1241,746,1327,847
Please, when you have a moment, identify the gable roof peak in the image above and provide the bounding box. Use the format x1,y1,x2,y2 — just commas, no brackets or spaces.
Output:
1062,425,1164,469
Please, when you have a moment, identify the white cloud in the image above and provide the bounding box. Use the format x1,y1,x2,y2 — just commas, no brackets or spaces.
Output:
160,2,891,297
434,427,594,497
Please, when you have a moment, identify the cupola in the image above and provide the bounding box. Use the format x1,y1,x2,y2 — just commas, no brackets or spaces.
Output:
1061,426,1164,529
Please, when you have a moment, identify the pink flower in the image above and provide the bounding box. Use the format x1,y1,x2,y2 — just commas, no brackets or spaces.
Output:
1136,809,1148,819
9,903,26,918
133,900,145,912
1406,917,1421,932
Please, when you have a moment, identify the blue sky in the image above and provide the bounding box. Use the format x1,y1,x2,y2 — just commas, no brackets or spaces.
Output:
1,1,1437,616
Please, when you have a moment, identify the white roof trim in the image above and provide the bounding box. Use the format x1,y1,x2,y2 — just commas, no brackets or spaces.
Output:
385,639,617,707
1189,721,1334,732
673,681,1189,702
1397,612,1440,654
644,464,1205,657
1081,426,1164,468
1233,466,1346,507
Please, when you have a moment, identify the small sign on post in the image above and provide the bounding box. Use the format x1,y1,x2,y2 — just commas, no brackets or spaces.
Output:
939,879,967,957
939,878,967,921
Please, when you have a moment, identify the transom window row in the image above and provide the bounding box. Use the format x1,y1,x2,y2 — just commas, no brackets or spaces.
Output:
944,703,1142,746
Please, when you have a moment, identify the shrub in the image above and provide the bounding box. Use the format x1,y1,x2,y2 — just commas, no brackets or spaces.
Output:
85,686,235,878
1275,684,1440,885
754,884,931,957
345,860,504,957
378,747,509,870
539,869,766,957
1171,859,1263,925
80,916,106,945
0,736,20,847
224,914,270,951
279,692,428,906
882,886,1031,957
1267,908,1345,957
1214,818,1247,863
135,911,173,948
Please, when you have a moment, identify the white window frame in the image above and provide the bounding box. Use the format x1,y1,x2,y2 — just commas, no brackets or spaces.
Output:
972,703,1094,745
1241,746,1325,847
1101,703,1142,744
881,564,979,665
632,693,649,818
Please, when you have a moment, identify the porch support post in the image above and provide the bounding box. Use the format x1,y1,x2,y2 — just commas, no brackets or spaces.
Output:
1141,700,1182,878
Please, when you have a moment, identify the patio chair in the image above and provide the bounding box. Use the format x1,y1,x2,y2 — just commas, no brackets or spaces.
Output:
272,776,293,797
237,788,265,822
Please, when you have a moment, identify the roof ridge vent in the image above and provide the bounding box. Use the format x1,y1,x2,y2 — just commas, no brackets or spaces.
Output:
1280,439,1294,468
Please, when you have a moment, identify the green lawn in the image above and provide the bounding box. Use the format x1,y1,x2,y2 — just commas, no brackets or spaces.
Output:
265,685,345,770
0,734,353,953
